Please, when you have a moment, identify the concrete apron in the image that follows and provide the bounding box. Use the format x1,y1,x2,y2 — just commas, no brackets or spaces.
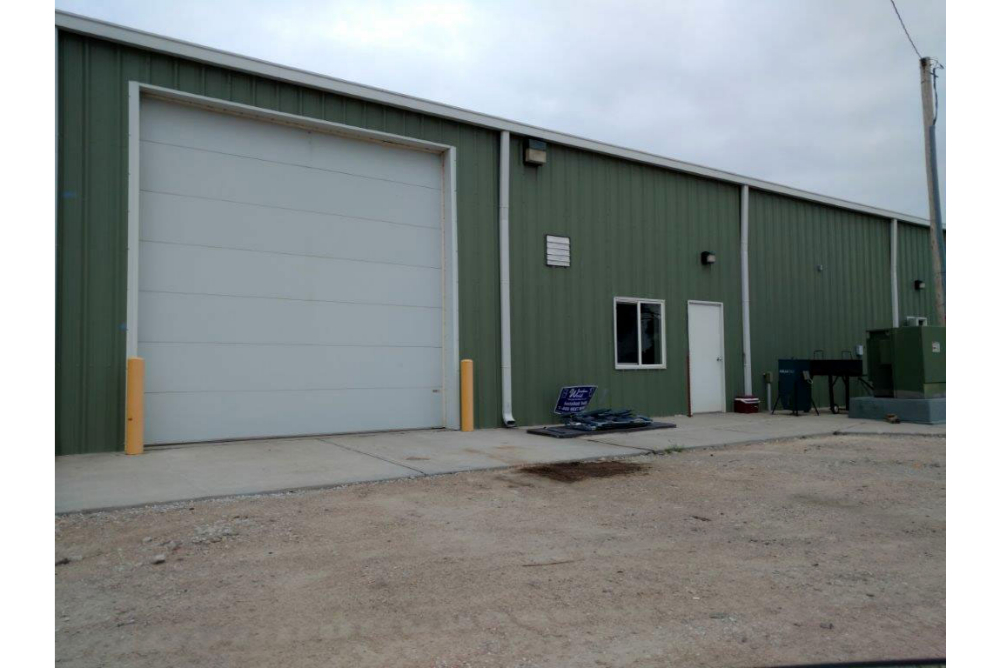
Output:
55,413,945,514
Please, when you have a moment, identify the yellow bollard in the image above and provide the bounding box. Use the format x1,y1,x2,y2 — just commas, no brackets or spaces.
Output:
460,359,474,431
125,357,145,455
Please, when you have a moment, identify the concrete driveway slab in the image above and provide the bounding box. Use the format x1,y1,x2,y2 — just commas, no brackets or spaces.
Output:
56,437,419,513
579,412,945,451
56,413,944,514
321,428,649,475
583,426,763,451
836,421,946,436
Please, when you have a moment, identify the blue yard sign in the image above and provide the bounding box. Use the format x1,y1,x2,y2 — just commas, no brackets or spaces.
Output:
553,385,597,415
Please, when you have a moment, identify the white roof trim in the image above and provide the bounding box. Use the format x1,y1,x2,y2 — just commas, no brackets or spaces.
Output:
56,10,930,227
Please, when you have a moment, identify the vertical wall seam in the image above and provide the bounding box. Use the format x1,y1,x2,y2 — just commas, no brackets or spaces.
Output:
113,46,125,446
54,28,63,452
891,218,899,327
79,39,91,448
740,185,752,396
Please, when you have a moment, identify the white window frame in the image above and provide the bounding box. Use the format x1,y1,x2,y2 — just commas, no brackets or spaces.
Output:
613,297,667,370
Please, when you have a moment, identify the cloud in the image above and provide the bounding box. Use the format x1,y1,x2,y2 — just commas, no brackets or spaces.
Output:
56,0,945,219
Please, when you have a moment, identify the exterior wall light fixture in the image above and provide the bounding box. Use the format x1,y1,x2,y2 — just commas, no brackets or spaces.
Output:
914,279,926,290
524,138,547,166
701,251,717,265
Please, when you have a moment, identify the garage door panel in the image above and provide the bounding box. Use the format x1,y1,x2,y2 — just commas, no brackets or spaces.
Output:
141,99,441,189
139,292,441,347
138,98,446,443
140,192,441,269
140,242,442,307
140,140,441,229
141,99,312,175
307,131,441,190
142,343,442,393
145,388,443,445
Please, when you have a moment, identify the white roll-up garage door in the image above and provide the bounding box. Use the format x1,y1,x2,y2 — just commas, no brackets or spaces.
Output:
138,99,446,444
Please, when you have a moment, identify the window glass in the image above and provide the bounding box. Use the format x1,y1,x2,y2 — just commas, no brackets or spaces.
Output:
640,302,662,365
615,301,639,365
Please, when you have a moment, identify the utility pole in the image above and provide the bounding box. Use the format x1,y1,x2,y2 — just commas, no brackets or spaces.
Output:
919,56,946,325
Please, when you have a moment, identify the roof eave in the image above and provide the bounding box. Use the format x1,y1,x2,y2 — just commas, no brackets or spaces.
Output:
55,10,931,228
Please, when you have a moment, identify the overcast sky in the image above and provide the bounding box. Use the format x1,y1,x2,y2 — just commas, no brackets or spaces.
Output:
56,0,946,220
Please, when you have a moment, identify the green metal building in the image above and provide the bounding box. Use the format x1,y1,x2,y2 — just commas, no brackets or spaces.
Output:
55,11,942,455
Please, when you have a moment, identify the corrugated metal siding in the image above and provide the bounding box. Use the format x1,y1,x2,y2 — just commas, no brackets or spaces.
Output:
509,138,744,425
749,191,893,406
57,29,928,453
897,223,940,325
56,30,501,454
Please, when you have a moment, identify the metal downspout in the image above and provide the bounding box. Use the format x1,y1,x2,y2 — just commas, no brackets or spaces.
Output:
890,218,899,327
499,131,516,427
740,185,752,396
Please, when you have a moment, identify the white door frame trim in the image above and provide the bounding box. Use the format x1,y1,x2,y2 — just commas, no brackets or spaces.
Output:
125,82,461,435
686,300,727,413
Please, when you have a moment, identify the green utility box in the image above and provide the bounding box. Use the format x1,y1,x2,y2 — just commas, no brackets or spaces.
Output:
866,326,946,399
867,329,895,397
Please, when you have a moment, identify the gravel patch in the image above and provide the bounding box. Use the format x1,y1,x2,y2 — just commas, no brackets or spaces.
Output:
55,433,945,667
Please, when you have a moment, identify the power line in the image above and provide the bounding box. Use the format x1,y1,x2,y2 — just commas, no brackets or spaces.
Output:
890,0,922,58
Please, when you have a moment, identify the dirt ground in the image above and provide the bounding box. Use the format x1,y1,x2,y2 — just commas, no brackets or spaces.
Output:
55,434,945,668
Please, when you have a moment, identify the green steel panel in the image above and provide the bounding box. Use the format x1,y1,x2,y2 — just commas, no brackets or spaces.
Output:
898,222,941,325
509,139,744,425
56,30,501,454
749,191,893,407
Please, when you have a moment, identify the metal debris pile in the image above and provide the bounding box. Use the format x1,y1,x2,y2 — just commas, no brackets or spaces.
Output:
561,408,652,432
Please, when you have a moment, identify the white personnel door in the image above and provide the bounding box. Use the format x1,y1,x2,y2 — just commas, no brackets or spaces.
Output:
138,99,446,444
688,301,726,413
